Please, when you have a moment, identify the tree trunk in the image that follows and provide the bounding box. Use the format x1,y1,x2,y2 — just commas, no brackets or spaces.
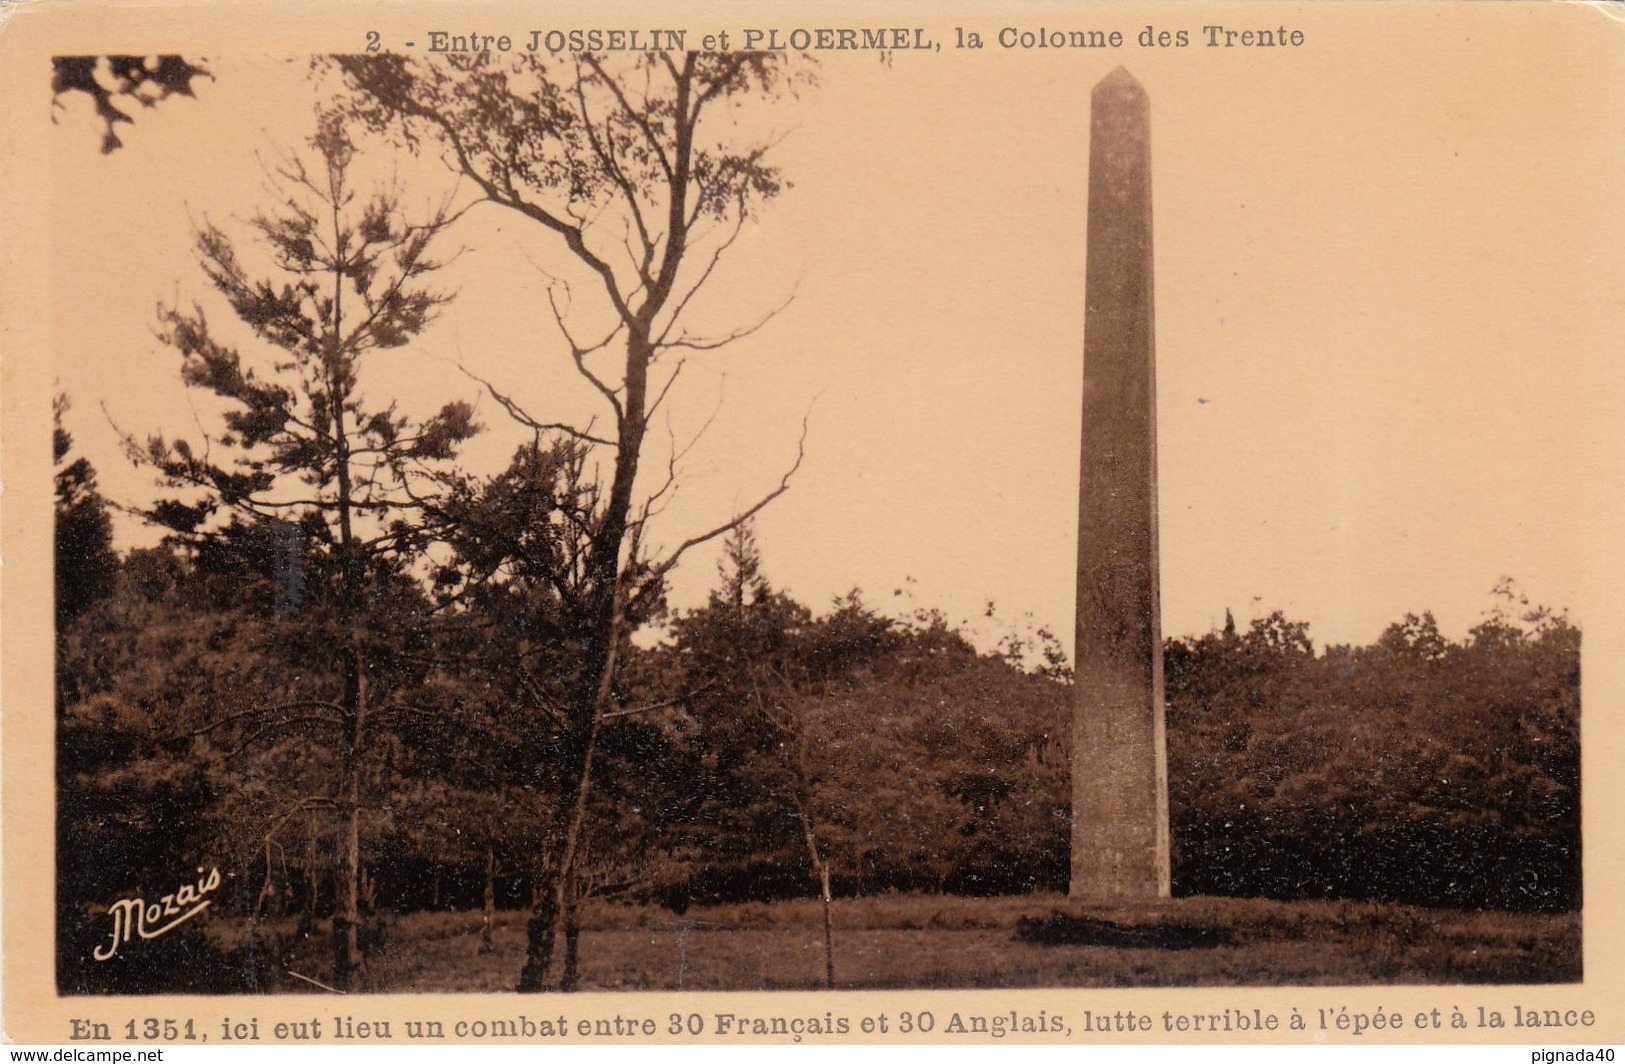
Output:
506,63,699,988
516,878,558,991
250,849,285,991
560,877,582,992
517,600,621,992
518,732,600,991
332,650,366,992
299,823,319,939
819,860,835,991
332,811,360,989
794,801,835,990
480,846,497,954
506,69,703,987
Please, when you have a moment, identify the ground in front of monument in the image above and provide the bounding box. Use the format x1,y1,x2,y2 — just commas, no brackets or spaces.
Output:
216,893,1578,992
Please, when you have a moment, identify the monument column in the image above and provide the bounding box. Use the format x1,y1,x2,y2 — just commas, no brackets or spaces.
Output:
1071,67,1171,900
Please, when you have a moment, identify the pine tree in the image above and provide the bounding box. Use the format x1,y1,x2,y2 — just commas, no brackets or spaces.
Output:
128,116,478,989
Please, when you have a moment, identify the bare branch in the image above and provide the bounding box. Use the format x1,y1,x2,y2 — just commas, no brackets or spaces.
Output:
572,62,656,286
538,281,624,363
458,363,617,447
654,206,748,346
601,694,685,721
644,415,808,586
516,661,574,728
632,412,680,533
665,289,796,353
643,359,686,424
634,369,722,534
671,386,723,473
544,284,626,419
329,71,635,330
581,53,676,184
259,794,341,839
427,104,638,326
225,715,345,758
178,700,347,741
658,52,683,86
285,969,346,995
370,703,452,728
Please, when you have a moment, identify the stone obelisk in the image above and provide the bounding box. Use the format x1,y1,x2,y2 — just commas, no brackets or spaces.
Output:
1071,67,1171,900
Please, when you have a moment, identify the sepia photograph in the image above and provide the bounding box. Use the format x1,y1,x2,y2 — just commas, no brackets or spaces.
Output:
4,0,1623,1046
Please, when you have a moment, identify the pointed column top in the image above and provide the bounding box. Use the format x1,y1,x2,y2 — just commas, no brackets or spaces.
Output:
1094,66,1147,100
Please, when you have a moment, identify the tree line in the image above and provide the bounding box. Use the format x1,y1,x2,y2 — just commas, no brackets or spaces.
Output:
57,444,1580,993
1166,596,1578,913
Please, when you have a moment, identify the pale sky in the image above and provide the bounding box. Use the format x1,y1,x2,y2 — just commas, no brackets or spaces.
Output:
46,5,1623,653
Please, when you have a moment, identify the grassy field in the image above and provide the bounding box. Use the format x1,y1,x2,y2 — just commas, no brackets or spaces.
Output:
227,894,1580,992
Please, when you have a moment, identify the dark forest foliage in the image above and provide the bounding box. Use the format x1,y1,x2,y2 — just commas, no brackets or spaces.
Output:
58,496,1582,990
1166,599,1579,912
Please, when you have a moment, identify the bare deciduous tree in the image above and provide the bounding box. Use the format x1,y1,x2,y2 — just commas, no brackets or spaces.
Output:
332,51,810,991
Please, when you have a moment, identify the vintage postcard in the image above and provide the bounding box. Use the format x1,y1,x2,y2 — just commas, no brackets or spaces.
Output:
3,0,1622,1048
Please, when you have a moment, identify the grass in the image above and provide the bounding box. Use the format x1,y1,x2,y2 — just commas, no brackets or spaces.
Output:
224,894,1580,993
